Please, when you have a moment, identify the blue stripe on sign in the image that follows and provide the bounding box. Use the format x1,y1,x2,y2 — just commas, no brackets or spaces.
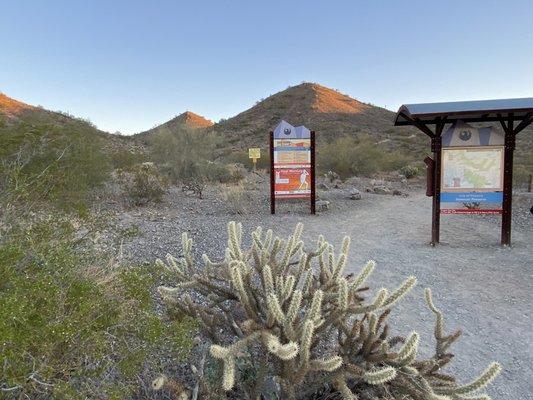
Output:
440,192,503,203
274,147,309,151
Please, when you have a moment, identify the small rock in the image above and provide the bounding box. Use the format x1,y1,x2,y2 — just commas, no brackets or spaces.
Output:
349,188,362,200
373,186,392,195
318,182,330,190
316,200,330,212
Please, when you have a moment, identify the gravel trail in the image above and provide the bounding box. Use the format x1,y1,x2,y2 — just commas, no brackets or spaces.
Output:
114,185,532,399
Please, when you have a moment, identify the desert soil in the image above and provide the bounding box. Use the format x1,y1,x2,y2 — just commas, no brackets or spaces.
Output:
105,179,533,399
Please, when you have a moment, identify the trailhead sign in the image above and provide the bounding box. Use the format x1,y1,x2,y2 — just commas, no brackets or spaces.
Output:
440,121,504,214
270,120,316,214
394,97,533,246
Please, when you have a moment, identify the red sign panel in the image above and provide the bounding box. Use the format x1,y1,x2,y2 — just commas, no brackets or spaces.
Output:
274,167,311,198
441,209,502,215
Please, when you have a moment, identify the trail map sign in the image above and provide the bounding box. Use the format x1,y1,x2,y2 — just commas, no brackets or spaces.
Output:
270,120,315,214
394,97,533,246
440,121,504,215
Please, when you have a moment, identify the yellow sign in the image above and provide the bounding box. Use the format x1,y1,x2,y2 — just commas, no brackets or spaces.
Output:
248,148,261,159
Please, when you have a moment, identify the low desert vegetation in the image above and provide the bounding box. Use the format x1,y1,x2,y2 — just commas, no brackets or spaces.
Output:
149,127,243,194
0,214,197,399
0,114,112,215
399,164,422,179
156,222,501,400
513,152,533,188
219,182,252,214
317,136,414,178
119,162,167,206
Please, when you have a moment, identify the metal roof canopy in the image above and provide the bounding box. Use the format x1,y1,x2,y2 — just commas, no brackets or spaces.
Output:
393,97,533,247
395,97,533,132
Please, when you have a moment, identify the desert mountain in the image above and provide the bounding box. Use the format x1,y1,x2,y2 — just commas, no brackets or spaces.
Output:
0,93,35,118
1,85,530,170
0,92,95,128
213,82,424,153
0,92,130,153
137,111,213,138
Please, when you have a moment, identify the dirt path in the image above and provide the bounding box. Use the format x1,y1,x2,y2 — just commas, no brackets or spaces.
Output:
116,188,533,399
270,192,532,400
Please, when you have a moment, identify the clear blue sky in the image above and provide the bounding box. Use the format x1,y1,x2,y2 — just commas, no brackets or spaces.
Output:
1,0,532,134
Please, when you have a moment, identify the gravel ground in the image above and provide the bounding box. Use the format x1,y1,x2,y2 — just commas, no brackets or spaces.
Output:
105,179,532,399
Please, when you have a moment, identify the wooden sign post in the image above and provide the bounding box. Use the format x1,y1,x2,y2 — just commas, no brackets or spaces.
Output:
270,120,315,215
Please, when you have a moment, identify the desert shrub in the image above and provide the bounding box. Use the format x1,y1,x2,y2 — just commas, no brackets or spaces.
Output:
119,162,166,206
318,136,413,178
219,183,251,214
0,116,111,214
204,161,245,183
513,164,531,189
513,149,532,189
150,128,243,194
110,148,149,170
0,215,196,399
157,222,500,400
150,127,217,182
399,164,421,179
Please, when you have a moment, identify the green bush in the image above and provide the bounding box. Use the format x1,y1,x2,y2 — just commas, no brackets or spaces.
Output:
399,164,421,179
0,115,112,214
119,162,167,206
110,148,148,170
317,136,413,178
149,127,243,188
513,150,532,189
0,215,196,398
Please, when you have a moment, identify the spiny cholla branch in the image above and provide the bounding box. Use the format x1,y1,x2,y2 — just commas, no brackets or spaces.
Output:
156,222,500,400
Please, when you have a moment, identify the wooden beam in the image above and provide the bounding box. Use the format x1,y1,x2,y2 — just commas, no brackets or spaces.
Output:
310,131,316,215
269,131,275,214
501,115,514,246
512,112,533,135
431,119,445,246
398,112,435,138
498,114,511,134
413,118,436,138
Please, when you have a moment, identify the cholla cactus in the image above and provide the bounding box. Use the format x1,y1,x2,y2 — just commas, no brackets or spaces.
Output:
157,222,500,399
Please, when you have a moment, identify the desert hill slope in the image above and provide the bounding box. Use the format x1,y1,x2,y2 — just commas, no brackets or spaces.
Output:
212,83,531,174
0,92,132,153
136,111,213,138
0,93,35,118
213,82,424,152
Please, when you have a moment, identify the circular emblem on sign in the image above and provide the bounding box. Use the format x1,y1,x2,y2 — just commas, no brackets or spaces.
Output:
459,130,472,141
283,128,292,135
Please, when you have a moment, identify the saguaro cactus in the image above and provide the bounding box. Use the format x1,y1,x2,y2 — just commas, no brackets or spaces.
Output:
157,222,500,399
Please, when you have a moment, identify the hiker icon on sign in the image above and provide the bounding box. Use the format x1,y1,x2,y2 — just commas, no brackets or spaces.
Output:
298,170,309,190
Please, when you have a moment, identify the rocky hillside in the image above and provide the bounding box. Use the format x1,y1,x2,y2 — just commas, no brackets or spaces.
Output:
0,92,35,118
1,86,530,182
213,82,425,153
136,111,213,137
0,92,80,126
0,92,132,154
211,83,531,176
